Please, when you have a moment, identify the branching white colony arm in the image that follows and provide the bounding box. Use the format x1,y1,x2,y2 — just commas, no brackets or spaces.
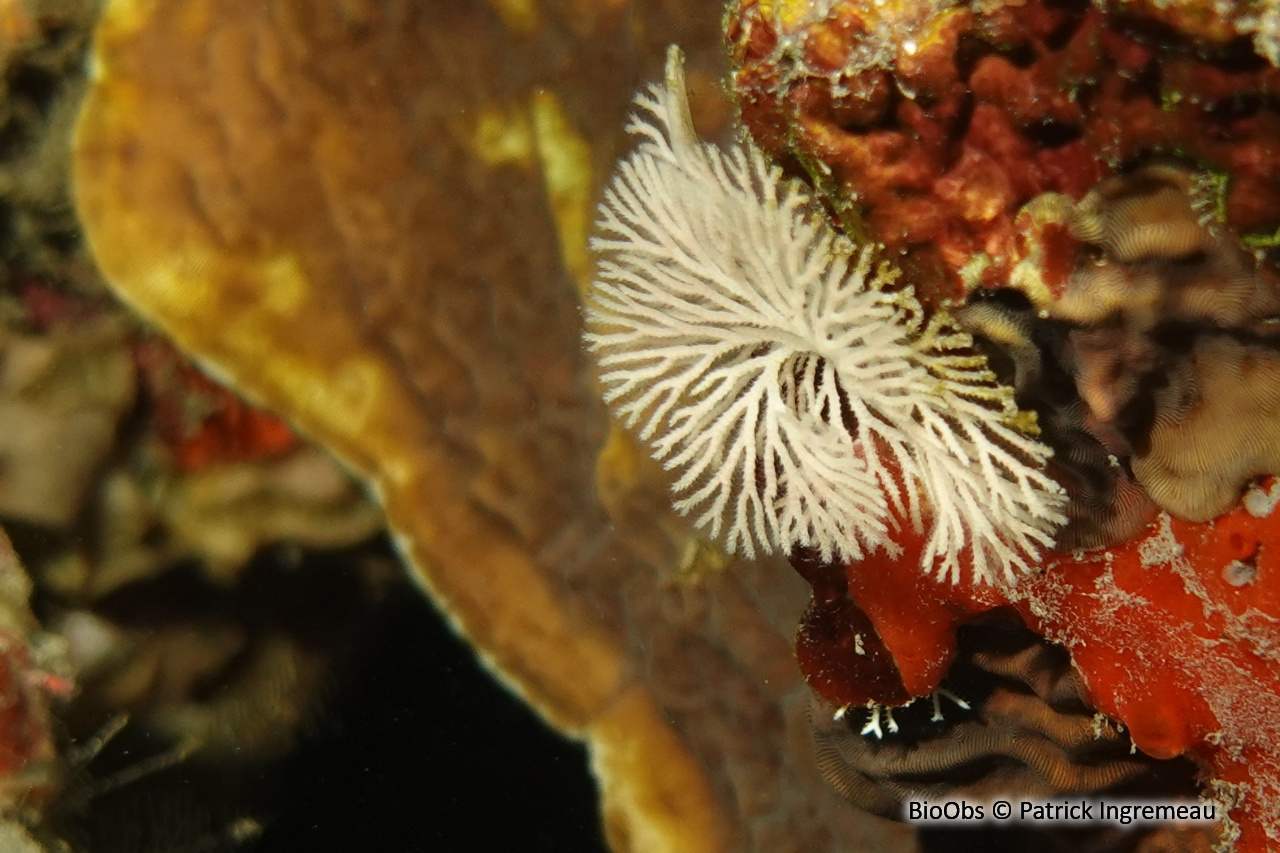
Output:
583,46,1067,584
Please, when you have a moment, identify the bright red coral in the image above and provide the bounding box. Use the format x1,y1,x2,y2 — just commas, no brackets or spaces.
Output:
1020,505,1280,848
797,502,1280,850
135,338,298,472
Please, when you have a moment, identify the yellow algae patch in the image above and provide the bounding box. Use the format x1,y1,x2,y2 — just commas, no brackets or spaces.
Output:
762,0,833,31
485,0,542,35
472,104,537,170
672,539,733,587
257,254,309,315
89,0,153,42
532,89,596,293
131,250,306,321
596,423,650,499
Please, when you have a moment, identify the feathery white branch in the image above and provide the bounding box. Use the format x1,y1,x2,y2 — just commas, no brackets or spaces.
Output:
584,46,1066,583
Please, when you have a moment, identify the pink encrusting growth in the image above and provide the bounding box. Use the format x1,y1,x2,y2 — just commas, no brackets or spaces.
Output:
584,48,1066,584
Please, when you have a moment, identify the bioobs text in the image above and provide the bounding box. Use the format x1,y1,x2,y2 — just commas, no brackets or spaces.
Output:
905,797,1219,826
907,800,984,822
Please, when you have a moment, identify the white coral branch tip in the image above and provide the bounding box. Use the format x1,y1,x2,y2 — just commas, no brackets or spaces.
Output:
584,46,1066,583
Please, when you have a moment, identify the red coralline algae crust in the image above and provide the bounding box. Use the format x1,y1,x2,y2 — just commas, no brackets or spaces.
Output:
135,339,298,472
0,533,63,811
1020,502,1280,851
728,0,1280,301
17,278,102,331
797,502,1280,851
18,279,300,474
0,641,60,806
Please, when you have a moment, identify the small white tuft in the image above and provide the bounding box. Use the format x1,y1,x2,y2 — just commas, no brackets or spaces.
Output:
1239,0,1280,67
584,47,1066,583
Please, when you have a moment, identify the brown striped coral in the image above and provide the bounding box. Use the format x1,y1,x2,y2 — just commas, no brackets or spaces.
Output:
1042,166,1280,522
1135,338,1280,521
956,164,1280,532
1052,167,1280,335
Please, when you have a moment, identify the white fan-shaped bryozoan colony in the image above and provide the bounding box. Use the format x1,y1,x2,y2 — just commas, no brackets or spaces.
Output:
584,47,1067,584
